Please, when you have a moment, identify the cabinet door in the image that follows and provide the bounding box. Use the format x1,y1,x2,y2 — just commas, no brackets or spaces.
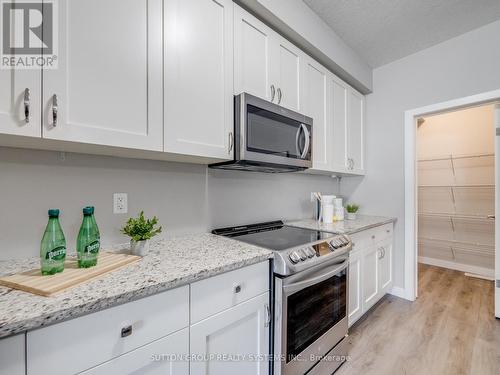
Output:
348,251,363,327
330,77,348,172
378,239,393,293
0,334,25,375
80,328,189,375
0,18,41,139
362,245,379,311
0,71,41,137
164,0,233,160
272,36,302,112
234,5,274,102
303,58,330,171
42,0,162,151
347,89,365,173
190,293,270,375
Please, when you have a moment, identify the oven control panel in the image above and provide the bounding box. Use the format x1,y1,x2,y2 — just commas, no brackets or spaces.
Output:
287,234,351,266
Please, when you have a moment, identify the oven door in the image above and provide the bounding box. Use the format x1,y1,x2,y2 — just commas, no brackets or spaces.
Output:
236,93,312,168
274,258,348,375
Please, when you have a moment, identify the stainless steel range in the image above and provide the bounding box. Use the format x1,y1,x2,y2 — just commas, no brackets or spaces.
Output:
213,221,351,375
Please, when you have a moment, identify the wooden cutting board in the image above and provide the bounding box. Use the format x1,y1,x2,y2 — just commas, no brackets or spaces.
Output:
0,252,141,297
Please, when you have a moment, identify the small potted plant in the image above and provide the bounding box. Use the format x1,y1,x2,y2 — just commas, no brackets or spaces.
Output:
345,204,359,221
121,211,162,256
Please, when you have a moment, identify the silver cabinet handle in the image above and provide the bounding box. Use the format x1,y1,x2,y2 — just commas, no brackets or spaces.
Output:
270,85,275,102
487,215,495,219
52,94,58,127
277,88,282,104
383,248,386,258
121,325,132,338
228,132,233,154
265,303,271,327
24,88,30,123
378,248,383,259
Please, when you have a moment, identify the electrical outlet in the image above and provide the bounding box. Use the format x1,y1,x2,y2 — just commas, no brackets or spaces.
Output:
113,193,128,214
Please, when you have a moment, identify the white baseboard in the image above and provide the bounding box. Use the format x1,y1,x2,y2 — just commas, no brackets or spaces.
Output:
418,256,495,279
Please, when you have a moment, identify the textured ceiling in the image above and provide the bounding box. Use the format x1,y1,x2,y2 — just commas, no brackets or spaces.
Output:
303,0,500,67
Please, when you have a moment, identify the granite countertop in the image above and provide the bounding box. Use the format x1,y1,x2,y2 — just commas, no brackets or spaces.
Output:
286,214,396,234
0,234,273,339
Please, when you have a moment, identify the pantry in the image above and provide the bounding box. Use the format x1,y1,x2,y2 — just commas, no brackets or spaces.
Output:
417,104,496,278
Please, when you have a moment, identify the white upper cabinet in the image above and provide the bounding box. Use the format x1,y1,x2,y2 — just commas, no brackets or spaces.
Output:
164,0,233,160
272,37,302,112
234,4,302,111
303,58,330,171
42,0,163,151
0,36,41,137
330,76,348,172
347,89,365,173
234,5,274,102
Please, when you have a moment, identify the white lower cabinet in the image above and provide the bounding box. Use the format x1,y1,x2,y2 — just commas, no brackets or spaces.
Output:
190,292,270,375
362,245,380,311
348,224,394,327
0,334,25,375
378,239,393,294
80,329,189,375
348,251,363,326
23,261,270,375
27,285,189,375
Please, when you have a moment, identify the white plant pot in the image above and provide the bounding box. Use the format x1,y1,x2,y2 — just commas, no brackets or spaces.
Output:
346,212,357,221
130,239,150,256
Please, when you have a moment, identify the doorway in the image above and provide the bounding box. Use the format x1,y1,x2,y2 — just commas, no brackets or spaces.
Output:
417,105,495,280
403,90,500,319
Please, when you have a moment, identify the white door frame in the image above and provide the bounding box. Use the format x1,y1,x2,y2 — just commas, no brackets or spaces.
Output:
404,89,500,302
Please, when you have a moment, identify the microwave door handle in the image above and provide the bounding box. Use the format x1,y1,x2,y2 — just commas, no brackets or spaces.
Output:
300,124,310,159
283,259,348,295
295,124,303,157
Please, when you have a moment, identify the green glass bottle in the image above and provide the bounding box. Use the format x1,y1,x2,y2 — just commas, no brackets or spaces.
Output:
77,207,100,268
86,206,100,242
40,209,67,275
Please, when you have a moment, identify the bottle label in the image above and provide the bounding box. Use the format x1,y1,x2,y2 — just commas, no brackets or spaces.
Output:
46,246,66,261
85,240,100,254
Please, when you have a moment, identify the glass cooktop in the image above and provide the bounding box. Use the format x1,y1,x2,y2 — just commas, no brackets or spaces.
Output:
212,221,330,251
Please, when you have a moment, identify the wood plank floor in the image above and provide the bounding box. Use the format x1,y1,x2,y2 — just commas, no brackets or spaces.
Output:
336,264,500,375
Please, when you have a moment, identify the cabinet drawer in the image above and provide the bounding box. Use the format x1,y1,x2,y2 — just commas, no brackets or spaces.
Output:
190,261,269,323
373,223,393,243
350,223,394,252
80,328,189,375
27,285,189,375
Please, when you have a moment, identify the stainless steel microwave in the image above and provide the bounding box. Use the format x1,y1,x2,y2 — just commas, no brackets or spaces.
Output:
210,93,313,173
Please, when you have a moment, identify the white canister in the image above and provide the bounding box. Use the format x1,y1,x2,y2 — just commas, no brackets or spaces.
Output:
333,198,344,221
321,195,336,223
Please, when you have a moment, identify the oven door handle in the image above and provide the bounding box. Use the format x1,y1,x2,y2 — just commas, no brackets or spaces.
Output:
283,259,348,295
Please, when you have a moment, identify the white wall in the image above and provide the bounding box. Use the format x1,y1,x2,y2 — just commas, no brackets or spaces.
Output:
349,19,500,289
0,147,341,260
418,105,495,158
